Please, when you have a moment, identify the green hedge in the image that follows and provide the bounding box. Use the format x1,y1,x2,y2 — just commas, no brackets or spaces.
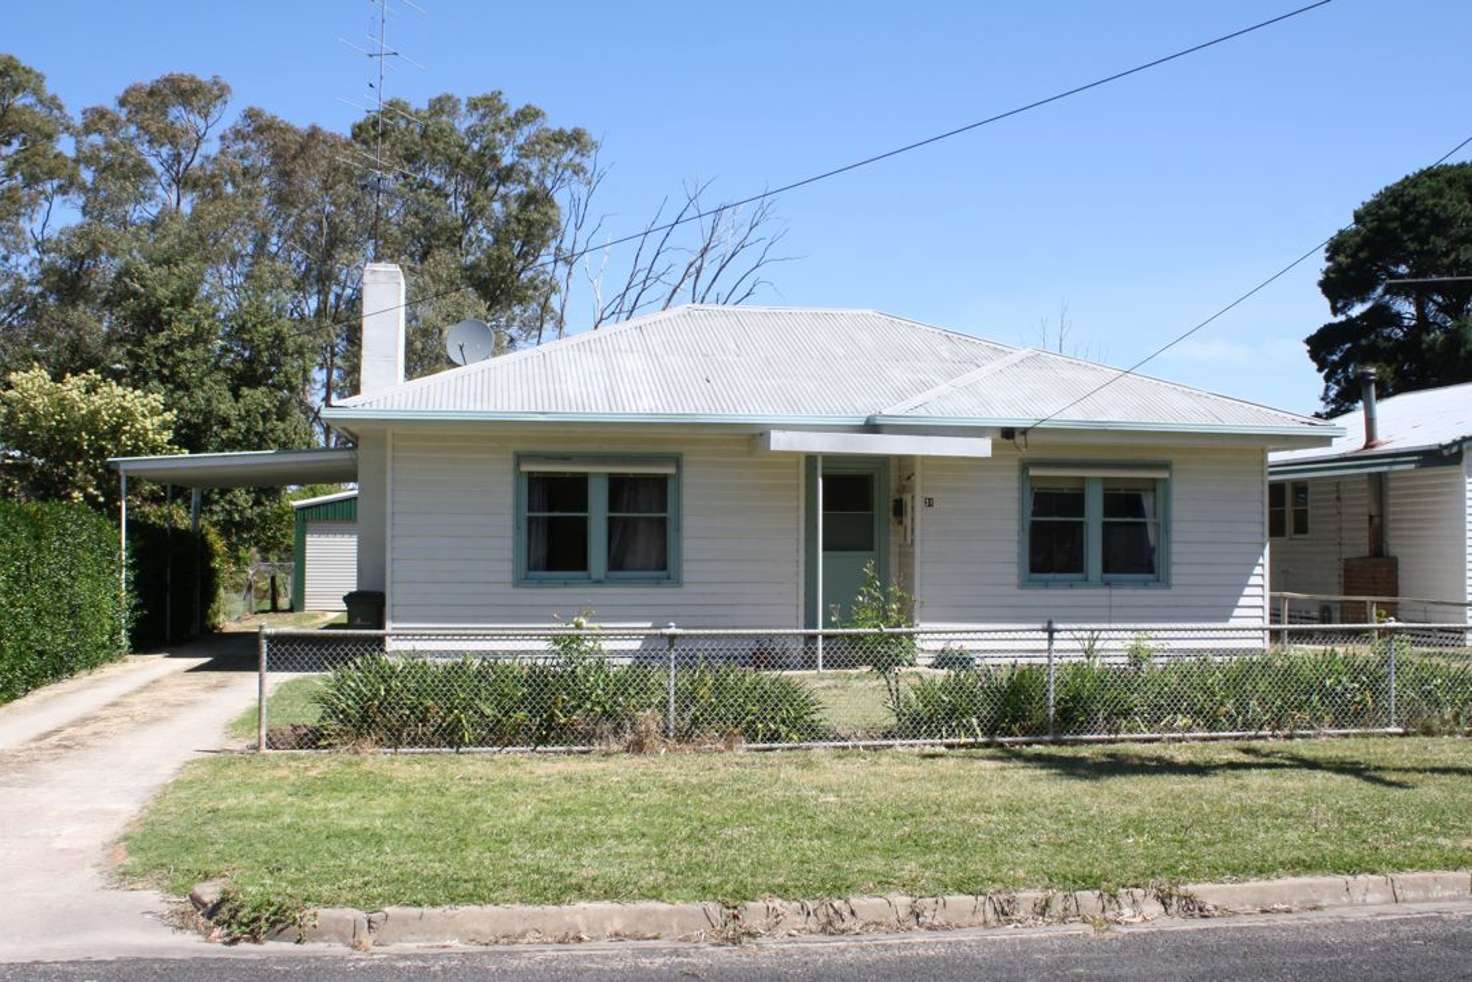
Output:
0,501,128,703
128,518,225,649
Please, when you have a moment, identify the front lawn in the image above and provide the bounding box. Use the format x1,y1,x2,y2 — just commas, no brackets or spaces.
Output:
121,737,1472,910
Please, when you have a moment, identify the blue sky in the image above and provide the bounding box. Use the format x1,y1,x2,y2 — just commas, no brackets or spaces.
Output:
9,1,1470,414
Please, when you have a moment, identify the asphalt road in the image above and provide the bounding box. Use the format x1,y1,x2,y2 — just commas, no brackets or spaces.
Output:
5,904,1470,981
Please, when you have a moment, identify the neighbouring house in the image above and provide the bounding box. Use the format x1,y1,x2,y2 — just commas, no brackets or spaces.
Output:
1269,374,1472,624
291,490,359,612
300,263,1338,632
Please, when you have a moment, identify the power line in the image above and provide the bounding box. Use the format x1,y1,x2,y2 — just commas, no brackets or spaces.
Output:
312,0,1336,339
1021,132,1472,434
1385,275,1472,286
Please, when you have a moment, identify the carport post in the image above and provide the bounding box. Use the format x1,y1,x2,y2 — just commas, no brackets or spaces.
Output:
257,627,268,752
164,484,173,646
118,471,128,642
190,489,202,637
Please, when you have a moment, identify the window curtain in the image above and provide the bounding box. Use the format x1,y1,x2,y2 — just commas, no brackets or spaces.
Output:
526,475,589,573
527,519,550,571
608,476,668,572
1104,485,1157,574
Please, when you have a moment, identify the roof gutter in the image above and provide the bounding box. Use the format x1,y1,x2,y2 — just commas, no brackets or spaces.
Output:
867,415,1344,439
322,405,1342,440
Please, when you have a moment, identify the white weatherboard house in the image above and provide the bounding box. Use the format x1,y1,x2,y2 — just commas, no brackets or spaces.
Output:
1269,376,1472,624
315,264,1339,632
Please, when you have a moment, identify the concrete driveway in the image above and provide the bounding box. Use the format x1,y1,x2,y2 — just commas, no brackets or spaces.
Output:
0,635,261,962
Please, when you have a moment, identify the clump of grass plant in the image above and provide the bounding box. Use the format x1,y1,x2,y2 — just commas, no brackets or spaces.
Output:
311,612,829,749
891,648,1472,739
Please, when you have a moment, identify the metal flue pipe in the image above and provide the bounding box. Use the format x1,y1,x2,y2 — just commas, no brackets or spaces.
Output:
1359,367,1380,448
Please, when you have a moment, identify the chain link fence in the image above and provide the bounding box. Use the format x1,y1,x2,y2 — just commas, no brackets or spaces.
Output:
252,622,1472,752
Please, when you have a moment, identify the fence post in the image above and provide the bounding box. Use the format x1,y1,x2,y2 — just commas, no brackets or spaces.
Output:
256,626,268,753
665,622,677,741
1387,626,1397,731
1045,619,1056,740
1279,595,1289,646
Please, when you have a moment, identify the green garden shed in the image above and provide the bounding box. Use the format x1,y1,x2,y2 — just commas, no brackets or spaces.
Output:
291,490,358,612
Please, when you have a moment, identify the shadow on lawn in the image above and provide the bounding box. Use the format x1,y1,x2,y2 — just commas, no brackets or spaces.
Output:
943,744,1472,790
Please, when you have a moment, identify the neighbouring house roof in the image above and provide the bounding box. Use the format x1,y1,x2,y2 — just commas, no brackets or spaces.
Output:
291,489,358,509
1270,380,1472,478
323,305,1337,439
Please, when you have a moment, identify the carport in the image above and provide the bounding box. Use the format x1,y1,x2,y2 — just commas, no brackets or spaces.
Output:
108,448,358,639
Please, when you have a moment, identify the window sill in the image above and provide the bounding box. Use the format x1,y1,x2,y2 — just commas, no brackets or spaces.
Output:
1019,579,1169,590
515,578,682,589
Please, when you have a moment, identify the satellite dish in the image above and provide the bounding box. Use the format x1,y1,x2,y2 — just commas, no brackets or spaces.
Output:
445,319,494,366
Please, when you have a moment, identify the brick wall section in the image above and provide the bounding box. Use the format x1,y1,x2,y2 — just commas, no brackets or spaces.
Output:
1342,556,1399,619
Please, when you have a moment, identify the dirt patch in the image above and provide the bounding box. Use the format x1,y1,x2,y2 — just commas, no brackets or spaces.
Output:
265,723,324,750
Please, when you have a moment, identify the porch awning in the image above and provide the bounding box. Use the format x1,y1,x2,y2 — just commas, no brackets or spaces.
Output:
1268,449,1453,482
109,448,358,488
757,430,992,458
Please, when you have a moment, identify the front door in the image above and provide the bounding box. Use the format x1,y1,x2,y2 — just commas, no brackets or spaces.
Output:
806,458,887,627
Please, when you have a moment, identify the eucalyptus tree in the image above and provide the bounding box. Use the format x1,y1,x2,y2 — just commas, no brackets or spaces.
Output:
0,55,73,335
350,91,596,379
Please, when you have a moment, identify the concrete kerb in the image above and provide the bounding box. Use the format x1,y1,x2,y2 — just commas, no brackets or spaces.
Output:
194,871,1472,948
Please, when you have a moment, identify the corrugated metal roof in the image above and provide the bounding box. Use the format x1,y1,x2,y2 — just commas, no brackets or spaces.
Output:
338,306,1014,417
1271,380,1472,466
331,305,1331,434
884,348,1323,429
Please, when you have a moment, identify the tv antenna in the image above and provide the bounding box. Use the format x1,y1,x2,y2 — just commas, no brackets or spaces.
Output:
446,319,495,366
339,0,427,261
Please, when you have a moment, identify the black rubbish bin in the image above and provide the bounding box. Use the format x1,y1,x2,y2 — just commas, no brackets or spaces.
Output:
343,590,385,629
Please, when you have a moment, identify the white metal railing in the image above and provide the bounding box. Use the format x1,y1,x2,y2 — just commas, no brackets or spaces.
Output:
1271,591,1471,626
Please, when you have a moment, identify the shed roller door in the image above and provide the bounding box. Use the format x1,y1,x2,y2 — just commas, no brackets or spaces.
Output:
304,521,358,611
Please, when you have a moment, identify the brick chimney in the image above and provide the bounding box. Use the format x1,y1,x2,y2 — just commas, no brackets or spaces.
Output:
360,263,405,396
352,263,404,607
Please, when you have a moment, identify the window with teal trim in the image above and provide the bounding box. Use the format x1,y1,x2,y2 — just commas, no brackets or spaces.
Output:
1027,477,1087,580
526,474,590,574
519,462,678,584
1023,469,1168,586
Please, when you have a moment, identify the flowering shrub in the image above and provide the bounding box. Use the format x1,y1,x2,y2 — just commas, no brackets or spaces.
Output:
0,367,176,506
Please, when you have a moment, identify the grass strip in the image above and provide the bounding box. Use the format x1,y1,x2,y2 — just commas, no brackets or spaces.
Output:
122,737,1472,910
